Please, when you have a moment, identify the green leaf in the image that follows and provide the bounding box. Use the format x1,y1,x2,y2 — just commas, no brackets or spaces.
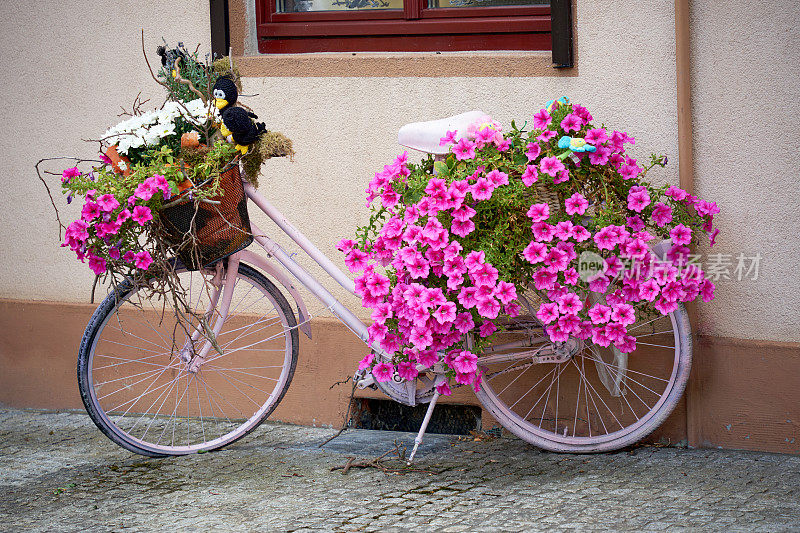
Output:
433,160,449,177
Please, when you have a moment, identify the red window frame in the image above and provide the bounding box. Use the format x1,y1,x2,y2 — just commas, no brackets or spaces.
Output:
256,0,552,54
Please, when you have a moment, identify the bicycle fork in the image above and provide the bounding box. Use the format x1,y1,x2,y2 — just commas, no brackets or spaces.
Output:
179,256,241,373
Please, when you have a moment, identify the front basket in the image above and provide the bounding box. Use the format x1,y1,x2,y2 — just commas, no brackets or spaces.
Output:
159,163,253,270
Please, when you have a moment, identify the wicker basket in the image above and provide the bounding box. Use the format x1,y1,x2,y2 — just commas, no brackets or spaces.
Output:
159,163,253,270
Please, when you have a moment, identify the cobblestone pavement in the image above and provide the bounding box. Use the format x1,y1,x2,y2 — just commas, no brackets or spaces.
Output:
1,408,799,532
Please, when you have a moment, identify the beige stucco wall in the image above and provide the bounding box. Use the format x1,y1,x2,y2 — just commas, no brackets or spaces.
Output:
689,1,800,341
1,1,795,341
0,1,210,300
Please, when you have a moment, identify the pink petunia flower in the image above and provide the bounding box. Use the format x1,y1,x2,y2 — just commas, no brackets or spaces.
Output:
565,193,589,216
450,220,475,237
345,248,370,272
397,361,419,381
700,279,715,302
476,297,501,319
477,321,496,338
544,248,570,271
539,156,566,178
131,205,153,225
639,279,661,301
523,241,548,264
471,177,494,201
439,130,458,146
558,314,582,335
486,169,509,187
560,113,582,133
496,139,511,152
557,292,583,315
533,268,557,290
471,263,499,287
532,221,556,242
627,189,651,212
571,225,591,242
553,169,570,184
533,109,552,130
358,352,375,371
670,223,692,245
336,238,356,253
436,381,452,396
453,312,475,334
593,226,619,250
611,303,636,326
494,281,517,305
87,254,107,275
589,145,611,165
525,142,542,162
133,250,153,270
655,297,679,315
81,201,101,222
537,130,558,142
584,128,608,145
547,324,570,343
619,164,641,180
62,167,81,183
134,181,157,201
665,185,687,201
588,275,610,293
452,138,476,161
626,215,645,232
96,194,120,212
433,302,457,324
521,165,539,186
372,362,394,382
536,302,559,324
563,267,579,285
588,303,612,324
554,221,575,241
453,351,478,374
695,200,720,217
526,203,550,222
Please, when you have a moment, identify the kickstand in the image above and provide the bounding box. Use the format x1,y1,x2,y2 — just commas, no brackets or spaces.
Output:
407,375,444,465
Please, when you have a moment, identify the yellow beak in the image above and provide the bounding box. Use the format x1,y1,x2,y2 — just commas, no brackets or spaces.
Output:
214,98,228,110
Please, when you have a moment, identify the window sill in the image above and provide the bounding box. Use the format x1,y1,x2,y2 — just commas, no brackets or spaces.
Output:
234,51,577,77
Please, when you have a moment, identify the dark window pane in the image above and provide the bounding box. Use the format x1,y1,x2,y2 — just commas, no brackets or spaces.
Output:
429,0,547,7
277,0,402,13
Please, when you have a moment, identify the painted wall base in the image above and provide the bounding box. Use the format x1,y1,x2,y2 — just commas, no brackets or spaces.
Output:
1,299,797,454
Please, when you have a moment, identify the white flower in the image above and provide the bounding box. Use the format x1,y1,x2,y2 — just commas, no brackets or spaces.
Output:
117,160,128,171
154,122,176,138
143,128,163,145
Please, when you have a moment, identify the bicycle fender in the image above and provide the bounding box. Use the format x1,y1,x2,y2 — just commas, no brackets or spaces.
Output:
238,249,313,340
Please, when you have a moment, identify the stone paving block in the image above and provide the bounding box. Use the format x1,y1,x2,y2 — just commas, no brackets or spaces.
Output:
1,408,800,531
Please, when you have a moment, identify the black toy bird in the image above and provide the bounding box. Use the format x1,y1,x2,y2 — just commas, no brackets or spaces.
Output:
212,76,266,155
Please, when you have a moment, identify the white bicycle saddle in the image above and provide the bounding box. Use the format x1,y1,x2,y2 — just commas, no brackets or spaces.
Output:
398,110,487,155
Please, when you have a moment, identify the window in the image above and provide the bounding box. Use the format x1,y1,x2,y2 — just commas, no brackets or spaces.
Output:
255,0,555,54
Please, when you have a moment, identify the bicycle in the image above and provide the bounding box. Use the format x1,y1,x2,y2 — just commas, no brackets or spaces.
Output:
77,110,692,460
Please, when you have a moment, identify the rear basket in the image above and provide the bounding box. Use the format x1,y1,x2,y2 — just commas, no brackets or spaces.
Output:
159,163,253,270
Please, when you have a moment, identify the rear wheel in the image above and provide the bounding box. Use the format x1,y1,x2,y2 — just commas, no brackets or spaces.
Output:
78,263,299,457
473,304,691,452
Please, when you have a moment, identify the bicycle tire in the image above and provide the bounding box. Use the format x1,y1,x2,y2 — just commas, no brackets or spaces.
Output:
473,303,692,453
78,263,299,457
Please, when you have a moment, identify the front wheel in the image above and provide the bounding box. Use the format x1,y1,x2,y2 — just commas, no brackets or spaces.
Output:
78,263,299,457
473,304,692,452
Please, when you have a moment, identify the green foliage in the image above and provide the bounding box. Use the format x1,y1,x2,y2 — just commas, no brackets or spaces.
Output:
157,43,210,102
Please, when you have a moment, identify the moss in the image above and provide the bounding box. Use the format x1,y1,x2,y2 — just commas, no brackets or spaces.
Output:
180,144,211,167
241,131,295,187
211,57,242,92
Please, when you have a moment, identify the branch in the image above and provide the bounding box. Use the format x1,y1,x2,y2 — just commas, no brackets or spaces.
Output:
173,57,207,104
141,29,170,91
